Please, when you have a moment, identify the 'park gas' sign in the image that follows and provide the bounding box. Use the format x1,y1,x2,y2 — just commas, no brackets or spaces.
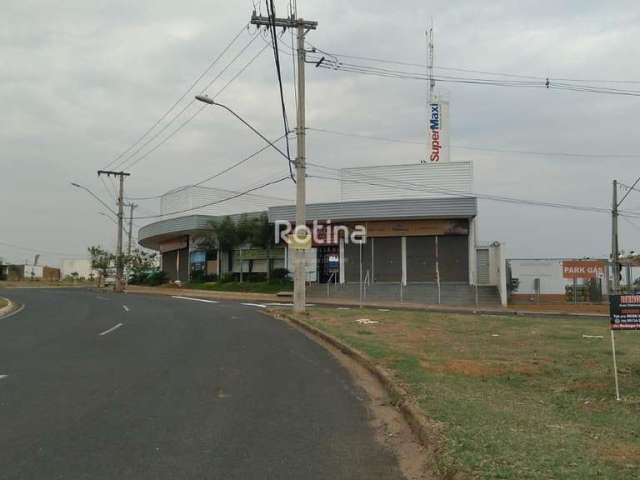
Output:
561,260,605,279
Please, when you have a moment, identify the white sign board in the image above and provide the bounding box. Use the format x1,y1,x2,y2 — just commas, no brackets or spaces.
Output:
427,100,450,163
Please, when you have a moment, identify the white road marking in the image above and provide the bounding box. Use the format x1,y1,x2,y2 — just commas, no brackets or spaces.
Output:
99,323,124,336
96,296,109,301
241,303,267,308
265,303,316,307
172,296,218,304
122,305,130,312
0,375,7,380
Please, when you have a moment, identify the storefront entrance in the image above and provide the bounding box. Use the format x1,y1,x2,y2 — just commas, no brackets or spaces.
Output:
317,245,340,283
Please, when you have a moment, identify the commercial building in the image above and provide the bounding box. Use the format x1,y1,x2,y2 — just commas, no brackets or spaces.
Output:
1,264,60,282
61,259,98,280
138,162,507,305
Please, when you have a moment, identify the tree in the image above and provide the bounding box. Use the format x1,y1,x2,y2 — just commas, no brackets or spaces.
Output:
88,246,114,287
249,214,275,281
124,248,157,277
207,216,241,275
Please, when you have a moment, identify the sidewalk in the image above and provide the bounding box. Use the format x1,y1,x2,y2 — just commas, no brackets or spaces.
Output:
127,286,608,319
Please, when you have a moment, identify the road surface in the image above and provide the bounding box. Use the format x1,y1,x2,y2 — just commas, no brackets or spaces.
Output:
0,288,404,479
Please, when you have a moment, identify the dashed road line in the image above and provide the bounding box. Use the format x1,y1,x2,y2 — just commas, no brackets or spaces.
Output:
123,305,130,312
0,375,7,381
241,303,267,308
99,323,124,336
172,296,219,304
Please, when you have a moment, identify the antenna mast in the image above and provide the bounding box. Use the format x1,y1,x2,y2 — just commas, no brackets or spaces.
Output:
427,22,435,103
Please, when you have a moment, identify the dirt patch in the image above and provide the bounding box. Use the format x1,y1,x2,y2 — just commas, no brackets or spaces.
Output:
598,442,640,465
570,379,609,392
422,358,543,378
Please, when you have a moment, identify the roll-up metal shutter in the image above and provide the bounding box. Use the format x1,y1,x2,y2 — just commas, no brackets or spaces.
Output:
344,240,372,283
373,237,402,282
477,249,490,284
163,250,178,281
406,236,436,282
178,248,189,282
438,236,469,282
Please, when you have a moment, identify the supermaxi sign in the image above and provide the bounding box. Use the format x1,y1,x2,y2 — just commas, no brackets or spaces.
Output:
428,100,450,163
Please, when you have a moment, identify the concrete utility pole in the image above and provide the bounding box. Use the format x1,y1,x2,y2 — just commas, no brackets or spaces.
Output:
97,170,130,293
127,203,137,255
612,180,619,292
250,11,317,313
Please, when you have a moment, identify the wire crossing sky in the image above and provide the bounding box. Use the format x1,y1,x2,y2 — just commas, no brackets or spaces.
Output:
2,0,640,265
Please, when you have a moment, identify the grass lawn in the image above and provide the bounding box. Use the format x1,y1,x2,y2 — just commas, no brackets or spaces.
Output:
287,307,640,479
185,280,293,294
0,298,7,309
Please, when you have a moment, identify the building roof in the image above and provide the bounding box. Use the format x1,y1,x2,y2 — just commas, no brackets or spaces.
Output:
138,197,478,250
268,196,477,223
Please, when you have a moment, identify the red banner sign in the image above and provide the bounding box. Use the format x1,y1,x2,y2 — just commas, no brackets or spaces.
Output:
562,260,605,279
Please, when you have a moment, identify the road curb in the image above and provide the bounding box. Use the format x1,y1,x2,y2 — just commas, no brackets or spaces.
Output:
267,310,441,456
0,297,22,319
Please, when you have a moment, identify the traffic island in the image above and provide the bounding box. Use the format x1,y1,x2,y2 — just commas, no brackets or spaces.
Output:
0,297,21,318
269,306,640,480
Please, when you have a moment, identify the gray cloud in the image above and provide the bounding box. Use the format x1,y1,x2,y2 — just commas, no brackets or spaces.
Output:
2,0,640,266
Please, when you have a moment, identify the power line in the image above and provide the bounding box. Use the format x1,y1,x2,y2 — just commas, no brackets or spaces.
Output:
307,126,640,159
104,24,250,170
0,240,84,258
125,133,289,200
118,41,270,172
265,0,295,182
132,175,290,219
306,43,640,85
312,56,640,97
304,163,640,218
114,32,262,171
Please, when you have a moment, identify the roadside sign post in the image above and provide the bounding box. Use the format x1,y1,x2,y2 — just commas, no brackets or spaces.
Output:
609,293,640,400
610,330,621,401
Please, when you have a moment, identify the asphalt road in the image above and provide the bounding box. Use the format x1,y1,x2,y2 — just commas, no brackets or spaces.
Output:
0,288,404,480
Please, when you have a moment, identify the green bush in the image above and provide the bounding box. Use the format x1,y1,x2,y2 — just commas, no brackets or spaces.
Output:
271,268,289,280
146,271,168,286
219,273,235,283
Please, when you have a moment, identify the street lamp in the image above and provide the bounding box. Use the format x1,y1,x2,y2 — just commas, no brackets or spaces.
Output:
70,182,118,216
195,95,292,164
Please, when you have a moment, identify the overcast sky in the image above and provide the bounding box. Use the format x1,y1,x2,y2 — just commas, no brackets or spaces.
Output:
2,0,640,266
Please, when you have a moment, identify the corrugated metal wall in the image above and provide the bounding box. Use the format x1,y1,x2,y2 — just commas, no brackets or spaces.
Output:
340,162,473,202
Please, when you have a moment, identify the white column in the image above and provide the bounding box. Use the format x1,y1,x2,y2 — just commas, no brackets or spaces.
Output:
401,236,407,286
468,217,477,285
339,237,345,284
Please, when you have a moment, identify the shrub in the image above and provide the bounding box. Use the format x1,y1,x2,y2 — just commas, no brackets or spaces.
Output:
146,271,168,286
245,272,267,282
271,268,290,280
219,273,235,283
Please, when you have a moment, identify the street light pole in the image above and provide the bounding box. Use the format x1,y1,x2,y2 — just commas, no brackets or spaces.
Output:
127,203,137,256
293,20,307,313
97,170,130,293
248,11,317,314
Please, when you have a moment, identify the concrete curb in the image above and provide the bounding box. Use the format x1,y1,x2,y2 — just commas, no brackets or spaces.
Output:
0,297,22,319
306,297,607,320
126,286,282,304
267,310,440,453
